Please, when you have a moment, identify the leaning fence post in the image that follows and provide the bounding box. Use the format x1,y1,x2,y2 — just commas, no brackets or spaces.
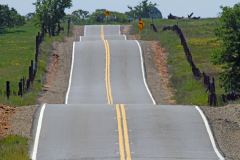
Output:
22,77,26,93
18,80,23,97
34,61,37,77
150,24,158,32
67,18,71,36
30,60,34,82
26,79,30,91
36,35,39,55
6,81,10,99
29,66,33,83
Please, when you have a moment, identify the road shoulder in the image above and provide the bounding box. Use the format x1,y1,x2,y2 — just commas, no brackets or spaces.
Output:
202,105,240,160
38,26,83,104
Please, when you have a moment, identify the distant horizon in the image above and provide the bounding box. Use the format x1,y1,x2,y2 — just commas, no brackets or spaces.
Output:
1,0,239,18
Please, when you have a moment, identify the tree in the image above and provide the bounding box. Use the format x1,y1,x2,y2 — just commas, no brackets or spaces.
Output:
0,5,25,30
212,3,240,94
25,12,35,21
72,9,89,20
34,0,72,36
89,9,105,23
126,0,162,19
71,9,89,24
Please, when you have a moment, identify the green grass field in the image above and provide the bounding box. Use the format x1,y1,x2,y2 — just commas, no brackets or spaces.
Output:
0,22,70,159
0,21,38,105
133,18,224,106
0,21,68,106
0,135,29,160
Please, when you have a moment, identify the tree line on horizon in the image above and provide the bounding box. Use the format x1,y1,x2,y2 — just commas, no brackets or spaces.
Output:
0,4,25,31
0,0,162,34
68,0,162,25
0,0,163,32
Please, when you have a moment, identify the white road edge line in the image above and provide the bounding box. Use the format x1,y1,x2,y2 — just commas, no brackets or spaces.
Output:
119,25,121,35
135,40,156,105
123,35,127,40
31,104,46,160
65,42,76,104
84,25,86,36
118,25,127,40
195,106,225,160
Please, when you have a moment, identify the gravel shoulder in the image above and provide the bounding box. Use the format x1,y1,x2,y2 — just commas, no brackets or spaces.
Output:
7,105,36,139
140,41,175,104
38,26,83,104
202,105,240,160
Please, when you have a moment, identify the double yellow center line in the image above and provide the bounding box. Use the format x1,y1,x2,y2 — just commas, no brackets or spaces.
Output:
104,39,113,104
102,25,113,104
116,104,132,160
102,25,131,160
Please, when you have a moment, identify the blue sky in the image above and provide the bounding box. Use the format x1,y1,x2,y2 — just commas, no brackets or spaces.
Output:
1,0,239,18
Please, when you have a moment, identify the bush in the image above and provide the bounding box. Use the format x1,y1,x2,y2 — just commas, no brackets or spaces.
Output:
0,5,25,30
212,3,240,94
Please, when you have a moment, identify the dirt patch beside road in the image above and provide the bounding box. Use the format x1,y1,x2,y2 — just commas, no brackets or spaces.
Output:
140,41,175,104
7,105,36,139
0,105,35,139
0,105,15,138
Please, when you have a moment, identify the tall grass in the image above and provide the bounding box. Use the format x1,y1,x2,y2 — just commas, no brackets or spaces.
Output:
0,135,29,160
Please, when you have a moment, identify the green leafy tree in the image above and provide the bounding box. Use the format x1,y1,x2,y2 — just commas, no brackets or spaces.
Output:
89,9,105,23
34,0,72,36
212,3,240,94
72,9,89,20
25,12,35,21
0,5,25,30
111,11,128,23
71,9,89,24
126,0,162,19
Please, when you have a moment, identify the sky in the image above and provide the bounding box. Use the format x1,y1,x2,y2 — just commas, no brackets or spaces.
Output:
0,0,239,18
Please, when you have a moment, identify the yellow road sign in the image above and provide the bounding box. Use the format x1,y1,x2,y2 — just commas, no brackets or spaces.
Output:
138,20,144,32
104,10,110,17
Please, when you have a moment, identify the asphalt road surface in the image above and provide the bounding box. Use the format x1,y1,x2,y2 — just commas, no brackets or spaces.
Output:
32,25,224,160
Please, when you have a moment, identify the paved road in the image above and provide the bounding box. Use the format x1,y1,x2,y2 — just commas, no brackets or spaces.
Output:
32,25,224,160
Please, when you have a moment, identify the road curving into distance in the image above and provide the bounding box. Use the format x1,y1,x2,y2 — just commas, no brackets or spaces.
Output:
31,25,224,160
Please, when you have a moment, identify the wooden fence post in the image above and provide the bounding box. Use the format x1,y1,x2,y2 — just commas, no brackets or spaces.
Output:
67,18,71,36
6,81,10,99
22,77,26,93
26,79,30,91
30,60,35,81
18,80,23,97
29,66,33,83
207,77,217,106
150,24,158,32
163,25,201,79
36,34,39,57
